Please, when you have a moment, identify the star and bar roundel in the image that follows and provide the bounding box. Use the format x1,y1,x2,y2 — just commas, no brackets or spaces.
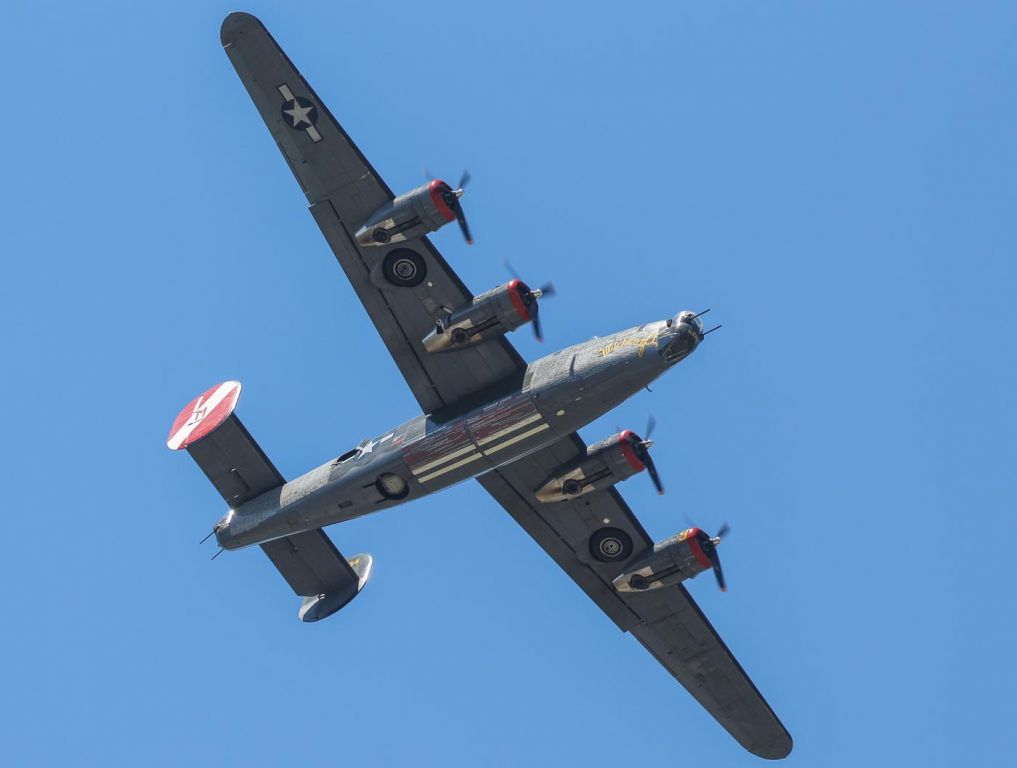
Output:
277,83,322,143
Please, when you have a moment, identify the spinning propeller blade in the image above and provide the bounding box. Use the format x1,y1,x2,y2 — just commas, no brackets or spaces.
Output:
704,523,730,592
531,302,544,342
452,196,473,245
643,453,664,495
453,169,472,243
628,416,663,494
708,548,726,592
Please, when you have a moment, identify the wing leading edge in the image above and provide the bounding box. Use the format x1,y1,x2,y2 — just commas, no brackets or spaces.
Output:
477,434,793,760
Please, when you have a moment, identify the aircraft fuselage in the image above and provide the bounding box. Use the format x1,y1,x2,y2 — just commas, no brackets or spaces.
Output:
216,314,703,550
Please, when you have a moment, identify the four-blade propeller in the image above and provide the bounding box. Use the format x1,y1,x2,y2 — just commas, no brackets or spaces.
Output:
524,281,555,342
430,169,474,244
624,416,664,495
505,260,555,341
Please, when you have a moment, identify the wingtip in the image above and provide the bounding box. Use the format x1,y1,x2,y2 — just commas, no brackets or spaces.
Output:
220,11,264,47
749,733,794,760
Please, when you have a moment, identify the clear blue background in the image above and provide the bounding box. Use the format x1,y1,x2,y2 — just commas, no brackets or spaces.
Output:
2,1,1014,765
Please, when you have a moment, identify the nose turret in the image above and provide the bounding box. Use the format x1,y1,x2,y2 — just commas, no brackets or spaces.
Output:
662,310,706,364
675,310,705,336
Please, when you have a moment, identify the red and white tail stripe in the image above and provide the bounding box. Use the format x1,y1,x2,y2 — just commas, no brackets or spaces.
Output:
167,381,242,451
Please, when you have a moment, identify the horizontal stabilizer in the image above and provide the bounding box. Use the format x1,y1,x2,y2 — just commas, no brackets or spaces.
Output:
167,381,284,506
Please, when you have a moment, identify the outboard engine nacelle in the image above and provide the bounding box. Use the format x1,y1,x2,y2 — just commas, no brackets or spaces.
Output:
613,526,728,592
422,279,542,352
355,179,468,246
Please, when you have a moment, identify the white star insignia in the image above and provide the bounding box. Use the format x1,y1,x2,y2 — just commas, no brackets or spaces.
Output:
284,100,314,128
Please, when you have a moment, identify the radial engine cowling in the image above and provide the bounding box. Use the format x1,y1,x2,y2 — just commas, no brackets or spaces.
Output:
612,528,715,592
422,279,538,353
536,431,647,502
354,180,459,247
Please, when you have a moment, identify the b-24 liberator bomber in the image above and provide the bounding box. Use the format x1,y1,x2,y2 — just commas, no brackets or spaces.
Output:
168,12,792,760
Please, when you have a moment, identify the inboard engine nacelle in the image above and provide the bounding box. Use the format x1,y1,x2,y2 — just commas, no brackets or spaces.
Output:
536,431,648,502
536,424,663,500
422,279,544,352
355,179,469,247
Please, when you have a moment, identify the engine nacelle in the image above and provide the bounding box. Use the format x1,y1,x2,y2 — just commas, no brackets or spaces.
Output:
422,279,536,352
355,180,457,247
536,431,645,502
612,528,713,592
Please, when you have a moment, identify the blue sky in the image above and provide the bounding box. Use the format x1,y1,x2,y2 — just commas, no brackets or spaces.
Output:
2,1,1014,765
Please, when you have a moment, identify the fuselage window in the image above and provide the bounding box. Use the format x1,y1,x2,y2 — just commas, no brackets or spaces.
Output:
334,448,360,465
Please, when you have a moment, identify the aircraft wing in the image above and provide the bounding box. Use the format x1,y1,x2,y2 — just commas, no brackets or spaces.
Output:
220,13,525,415
477,434,793,760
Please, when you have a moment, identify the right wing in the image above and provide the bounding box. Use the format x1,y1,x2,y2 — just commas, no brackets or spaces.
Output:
477,434,793,760
220,12,526,415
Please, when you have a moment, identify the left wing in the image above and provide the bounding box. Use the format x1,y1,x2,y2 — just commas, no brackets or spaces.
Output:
477,435,793,760
220,12,525,415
